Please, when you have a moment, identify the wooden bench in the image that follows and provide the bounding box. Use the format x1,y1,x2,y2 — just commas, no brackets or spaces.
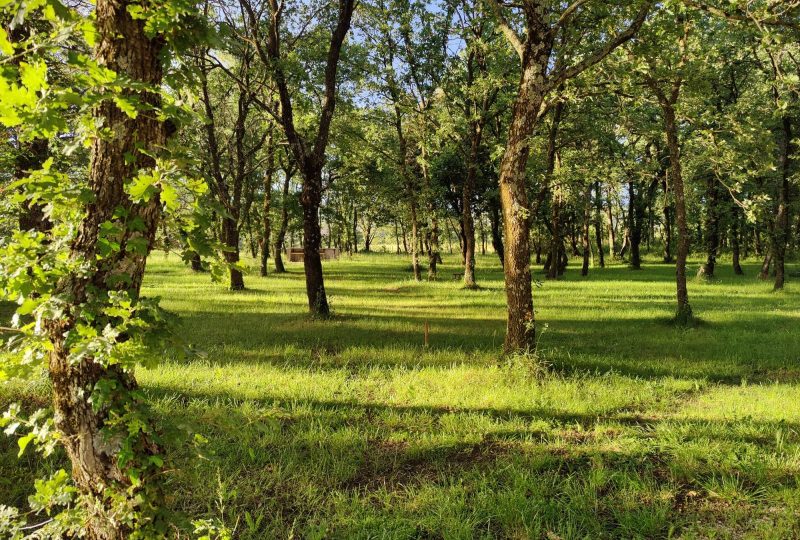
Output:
286,247,340,262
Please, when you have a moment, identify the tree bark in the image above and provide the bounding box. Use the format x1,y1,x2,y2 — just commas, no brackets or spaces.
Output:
662,177,674,263
773,116,792,290
497,36,549,352
260,135,276,277
352,206,358,253
698,174,720,279
300,165,329,314
45,1,168,536
545,101,564,280
15,138,51,234
462,124,480,288
410,201,421,280
593,182,605,268
274,167,291,273
606,186,617,258
663,103,692,321
222,216,245,290
731,202,744,275
489,198,504,267
628,181,641,269
582,183,592,276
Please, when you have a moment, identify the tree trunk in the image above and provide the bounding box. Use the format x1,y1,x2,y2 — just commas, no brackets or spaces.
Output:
10,23,52,235
222,216,245,290
400,219,408,254
593,182,605,268
422,142,440,279
190,252,204,272
409,200,421,280
629,181,641,269
352,206,358,253
300,166,329,315
260,150,275,277
497,42,549,352
662,177,674,263
545,101,563,280
16,138,51,233
547,196,562,280
773,116,792,290
274,169,291,273
428,215,440,279
698,174,720,279
581,184,591,276
489,198,504,267
731,202,744,275
463,124,480,288
45,1,168,536
663,103,692,322
606,186,616,258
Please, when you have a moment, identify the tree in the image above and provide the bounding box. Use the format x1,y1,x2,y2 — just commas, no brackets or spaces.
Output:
0,0,204,535
197,34,269,290
634,6,696,323
237,0,355,315
485,0,651,351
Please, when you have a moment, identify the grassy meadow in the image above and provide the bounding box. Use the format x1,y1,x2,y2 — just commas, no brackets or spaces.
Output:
2,251,799,538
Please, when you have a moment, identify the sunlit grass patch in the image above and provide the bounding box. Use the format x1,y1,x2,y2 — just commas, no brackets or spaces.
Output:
1,252,799,537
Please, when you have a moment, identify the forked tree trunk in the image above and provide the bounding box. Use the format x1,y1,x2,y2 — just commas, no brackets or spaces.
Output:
45,2,168,536
254,0,353,315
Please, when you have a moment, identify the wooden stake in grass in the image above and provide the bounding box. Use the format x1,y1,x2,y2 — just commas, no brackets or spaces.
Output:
424,321,430,348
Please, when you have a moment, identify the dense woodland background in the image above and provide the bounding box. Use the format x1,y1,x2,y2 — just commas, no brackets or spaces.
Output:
0,0,799,538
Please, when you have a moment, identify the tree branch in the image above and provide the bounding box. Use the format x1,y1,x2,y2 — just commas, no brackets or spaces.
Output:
545,1,653,92
482,0,524,63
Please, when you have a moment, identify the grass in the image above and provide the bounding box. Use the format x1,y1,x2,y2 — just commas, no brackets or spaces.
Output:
1,250,799,538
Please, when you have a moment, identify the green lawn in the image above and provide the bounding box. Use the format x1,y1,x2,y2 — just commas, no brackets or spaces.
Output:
2,252,799,538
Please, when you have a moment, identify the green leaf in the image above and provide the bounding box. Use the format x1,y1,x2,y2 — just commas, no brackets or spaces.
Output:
20,61,48,92
113,95,139,119
0,28,14,56
18,433,35,457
